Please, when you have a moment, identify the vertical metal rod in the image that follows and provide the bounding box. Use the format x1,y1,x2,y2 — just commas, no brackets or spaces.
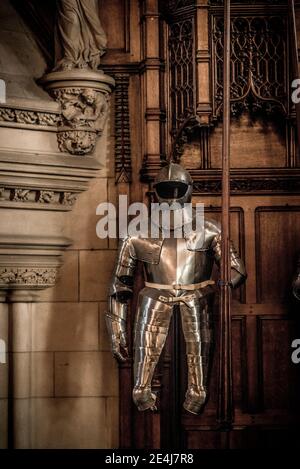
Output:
217,0,233,429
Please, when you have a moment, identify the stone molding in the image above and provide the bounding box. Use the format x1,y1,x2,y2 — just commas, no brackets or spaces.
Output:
0,146,101,299
0,187,79,211
0,267,58,288
0,105,60,131
0,98,60,132
0,149,100,211
0,234,71,297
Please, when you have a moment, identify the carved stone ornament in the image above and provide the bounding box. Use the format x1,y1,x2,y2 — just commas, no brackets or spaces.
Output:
0,267,58,288
0,186,80,210
0,233,72,299
0,106,59,127
41,70,115,155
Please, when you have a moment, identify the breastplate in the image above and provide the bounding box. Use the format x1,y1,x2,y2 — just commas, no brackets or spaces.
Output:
143,237,214,293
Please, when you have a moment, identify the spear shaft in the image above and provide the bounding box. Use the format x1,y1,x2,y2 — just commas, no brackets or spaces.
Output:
218,0,233,429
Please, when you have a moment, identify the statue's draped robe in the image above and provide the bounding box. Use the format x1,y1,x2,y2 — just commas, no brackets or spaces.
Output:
55,0,107,69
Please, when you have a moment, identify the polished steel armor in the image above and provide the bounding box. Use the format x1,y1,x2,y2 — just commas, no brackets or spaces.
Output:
106,163,247,414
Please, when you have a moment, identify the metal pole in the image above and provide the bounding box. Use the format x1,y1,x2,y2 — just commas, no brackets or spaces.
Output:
217,0,233,429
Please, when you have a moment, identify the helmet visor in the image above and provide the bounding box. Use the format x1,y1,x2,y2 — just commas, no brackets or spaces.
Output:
155,181,189,200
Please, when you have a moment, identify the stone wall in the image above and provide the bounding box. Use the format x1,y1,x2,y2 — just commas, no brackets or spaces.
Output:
0,0,119,448
7,123,119,449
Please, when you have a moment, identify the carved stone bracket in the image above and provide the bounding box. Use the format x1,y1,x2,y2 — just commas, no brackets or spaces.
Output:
41,70,115,155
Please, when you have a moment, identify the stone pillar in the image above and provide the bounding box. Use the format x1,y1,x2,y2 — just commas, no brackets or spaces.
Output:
7,295,35,449
0,291,8,449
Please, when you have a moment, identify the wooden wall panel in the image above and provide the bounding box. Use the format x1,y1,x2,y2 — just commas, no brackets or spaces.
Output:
257,428,300,449
232,316,248,412
229,428,262,449
255,207,300,303
258,316,300,412
99,0,129,51
210,116,287,169
186,430,222,449
195,206,246,303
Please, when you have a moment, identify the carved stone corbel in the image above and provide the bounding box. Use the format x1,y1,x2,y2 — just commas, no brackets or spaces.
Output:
41,70,115,155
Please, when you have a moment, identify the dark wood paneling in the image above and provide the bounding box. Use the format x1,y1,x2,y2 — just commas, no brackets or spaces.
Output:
200,206,246,303
210,117,287,169
257,427,300,449
232,316,248,412
99,0,130,51
257,316,300,412
255,207,300,303
186,430,223,450
229,427,263,449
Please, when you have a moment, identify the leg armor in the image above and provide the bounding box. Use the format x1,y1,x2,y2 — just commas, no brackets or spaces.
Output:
133,291,172,411
180,297,214,414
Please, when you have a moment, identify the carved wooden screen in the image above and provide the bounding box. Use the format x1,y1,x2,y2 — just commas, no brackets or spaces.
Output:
167,5,196,134
212,14,288,118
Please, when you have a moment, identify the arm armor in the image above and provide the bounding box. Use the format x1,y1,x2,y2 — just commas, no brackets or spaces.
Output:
109,236,137,301
212,234,247,289
106,237,137,362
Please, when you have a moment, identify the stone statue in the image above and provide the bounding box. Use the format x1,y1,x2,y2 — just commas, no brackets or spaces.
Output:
54,0,107,71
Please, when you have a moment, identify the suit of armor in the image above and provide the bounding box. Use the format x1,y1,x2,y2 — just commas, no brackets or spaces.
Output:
106,164,247,414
